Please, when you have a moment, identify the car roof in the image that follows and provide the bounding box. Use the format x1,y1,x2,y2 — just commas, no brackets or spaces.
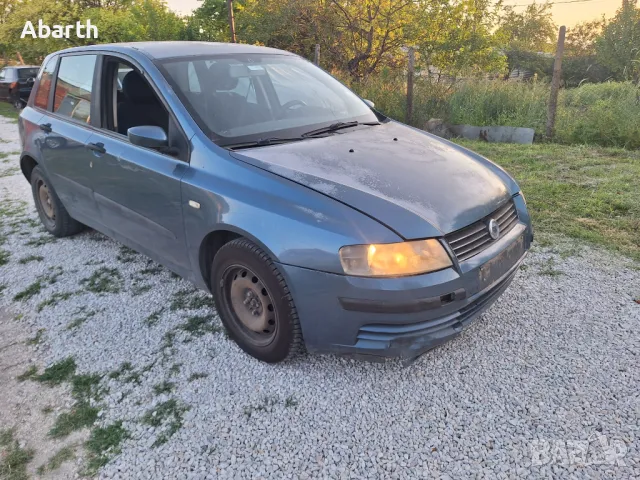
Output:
4,65,39,69
51,41,295,60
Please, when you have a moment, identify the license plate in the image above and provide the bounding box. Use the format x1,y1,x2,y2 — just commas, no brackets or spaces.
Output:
478,234,525,290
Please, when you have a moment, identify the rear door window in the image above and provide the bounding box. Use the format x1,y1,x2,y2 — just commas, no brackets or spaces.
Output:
54,55,97,123
34,58,57,110
18,68,39,80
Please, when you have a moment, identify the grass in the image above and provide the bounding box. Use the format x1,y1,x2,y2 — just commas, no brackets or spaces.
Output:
37,446,75,475
455,141,640,262
36,291,77,312
116,246,138,263
0,435,34,480
152,380,175,395
141,399,189,447
13,280,42,301
65,307,98,331
16,365,37,382
0,249,9,266
49,404,100,438
538,258,564,277
80,267,123,294
0,102,19,121
25,234,56,247
84,422,128,476
34,357,76,385
170,288,211,311
25,328,45,345
144,308,165,327
187,372,208,382
18,254,43,264
178,315,221,337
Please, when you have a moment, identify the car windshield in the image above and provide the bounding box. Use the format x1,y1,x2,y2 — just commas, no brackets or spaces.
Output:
158,54,378,146
17,68,39,80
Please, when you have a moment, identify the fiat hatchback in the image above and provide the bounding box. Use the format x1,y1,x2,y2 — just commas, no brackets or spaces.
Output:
18,42,532,363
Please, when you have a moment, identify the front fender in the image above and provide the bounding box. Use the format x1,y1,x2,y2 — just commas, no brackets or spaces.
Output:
182,143,401,289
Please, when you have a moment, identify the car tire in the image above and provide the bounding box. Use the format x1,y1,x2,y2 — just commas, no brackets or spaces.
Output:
31,166,84,237
211,238,304,363
12,97,22,110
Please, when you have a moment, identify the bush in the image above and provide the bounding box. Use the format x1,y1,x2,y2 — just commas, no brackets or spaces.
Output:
337,70,640,149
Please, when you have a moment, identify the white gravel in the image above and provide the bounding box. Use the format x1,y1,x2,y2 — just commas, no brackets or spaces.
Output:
0,117,639,478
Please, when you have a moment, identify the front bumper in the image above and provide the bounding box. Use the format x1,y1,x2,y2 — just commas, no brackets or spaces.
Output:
280,217,532,362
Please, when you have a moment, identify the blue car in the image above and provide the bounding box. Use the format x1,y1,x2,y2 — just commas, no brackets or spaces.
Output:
18,42,532,363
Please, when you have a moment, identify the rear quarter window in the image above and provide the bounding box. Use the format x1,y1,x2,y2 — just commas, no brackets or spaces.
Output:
34,58,58,110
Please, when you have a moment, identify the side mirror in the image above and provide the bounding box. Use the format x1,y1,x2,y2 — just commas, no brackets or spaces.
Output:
128,126,168,149
363,99,375,109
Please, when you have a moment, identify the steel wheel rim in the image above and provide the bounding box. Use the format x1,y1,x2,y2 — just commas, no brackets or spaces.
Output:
222,265,277,346
37,180,55,222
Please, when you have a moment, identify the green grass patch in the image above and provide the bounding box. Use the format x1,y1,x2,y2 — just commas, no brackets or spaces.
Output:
13,280,42,301
0,102,19,121
0,249,9,266
37,445,75,475
454,141,640,262
80,267,123,294
84,421,128,476
178,315,220,337
144,308,165,327
187,372,208,382
0,429,14,447
66,307,98,331
152,380,175,395
25,234,56,247
49,403,100,438
141,399,189,447
35,357,76,385
16,365,38,382
18,254,43,264
170,288,211,311
0,438,34,480
37,291,77,312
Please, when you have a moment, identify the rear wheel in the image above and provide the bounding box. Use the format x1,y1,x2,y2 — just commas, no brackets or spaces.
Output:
211,238,303,363
31,166,84,237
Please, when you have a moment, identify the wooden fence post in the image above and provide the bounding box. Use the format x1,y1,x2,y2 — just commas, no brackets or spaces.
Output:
227,0,237,43
546,26,566,140
406,47,415,125
314,44,320,66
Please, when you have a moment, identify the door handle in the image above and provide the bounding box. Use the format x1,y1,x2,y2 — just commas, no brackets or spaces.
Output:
39,123,52,133
87,142,106,154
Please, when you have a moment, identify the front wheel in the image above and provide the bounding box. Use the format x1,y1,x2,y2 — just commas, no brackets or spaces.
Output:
211,238,304,363
11,96,22,110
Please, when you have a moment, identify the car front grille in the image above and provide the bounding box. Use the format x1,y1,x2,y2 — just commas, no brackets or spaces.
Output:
445,200,519,262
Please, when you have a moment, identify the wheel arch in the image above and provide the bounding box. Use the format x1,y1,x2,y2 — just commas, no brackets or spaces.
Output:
20,154,38,183
198,226,281,292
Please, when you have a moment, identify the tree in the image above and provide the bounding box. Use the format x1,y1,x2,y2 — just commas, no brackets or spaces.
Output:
596,0,640,81
565,19,604,57
497,1,556,53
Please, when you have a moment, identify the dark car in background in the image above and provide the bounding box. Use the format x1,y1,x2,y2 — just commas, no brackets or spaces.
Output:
0,65,39,109
18,42,532,364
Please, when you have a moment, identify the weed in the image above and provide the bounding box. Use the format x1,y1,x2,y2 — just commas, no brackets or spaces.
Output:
37,291,77,312
168,363,182,376
49,403,99,438
141,399,190,447
25,234,56,247
42,406,54,415
71,374,103,401
18,254,43,264
144,308,164,327
139,265,162,275
153,381,175,395
25,328,45,345
116,246,138,263
244,396,279,418
0,429,13,446
0,284,5,295
162,331,176,350
178,315,220,337
538,258,564,277
35,357,76,385
131,281,152,296
0,249,9,265
108,362,133,380
0,438,34,480
13,280,42,301
84,422,128,476
37,445,75,475
170,288,211,311
285,395,298,408
16,365,38,382
81,267,123,294
187,372,208,382
66,308,97,331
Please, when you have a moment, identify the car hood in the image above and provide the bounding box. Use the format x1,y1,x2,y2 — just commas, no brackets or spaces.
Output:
230,121,518,239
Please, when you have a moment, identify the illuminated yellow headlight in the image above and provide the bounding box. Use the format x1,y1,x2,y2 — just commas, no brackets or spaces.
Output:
339,239,452,277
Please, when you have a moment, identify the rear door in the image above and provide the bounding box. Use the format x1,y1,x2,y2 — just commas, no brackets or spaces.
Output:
37,54,100,224
0,68,11,100
87,55,190,271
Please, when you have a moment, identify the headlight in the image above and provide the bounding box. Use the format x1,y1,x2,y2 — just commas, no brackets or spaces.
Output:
339,239,452,277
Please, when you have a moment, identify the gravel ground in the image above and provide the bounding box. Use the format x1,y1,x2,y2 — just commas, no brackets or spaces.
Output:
1,117,639,478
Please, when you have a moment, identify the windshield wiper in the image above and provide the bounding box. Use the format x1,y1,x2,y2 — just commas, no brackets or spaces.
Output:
302,121,380,138
224,137,306,150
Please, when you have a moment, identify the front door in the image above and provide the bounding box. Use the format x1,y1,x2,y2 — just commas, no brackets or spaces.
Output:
88,56,190,271
38,54,99,224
